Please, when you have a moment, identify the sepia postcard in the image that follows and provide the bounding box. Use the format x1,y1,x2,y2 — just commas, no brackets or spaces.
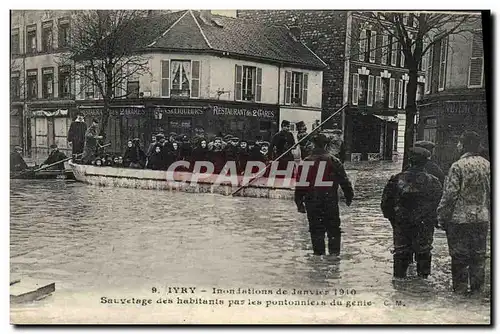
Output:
9,8,491,325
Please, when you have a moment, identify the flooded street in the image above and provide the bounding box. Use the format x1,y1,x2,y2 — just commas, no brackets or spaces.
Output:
10,162,490,324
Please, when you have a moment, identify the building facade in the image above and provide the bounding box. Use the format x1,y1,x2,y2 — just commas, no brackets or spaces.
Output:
417,17,487,171
11,10,325,160
238,10,427,161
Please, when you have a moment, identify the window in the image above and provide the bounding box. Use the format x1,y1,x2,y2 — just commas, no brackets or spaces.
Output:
381,78,389,107
381,33,389,65
84,66,94,99
374,76,381,103
367,75,374,106
191,60,201,98
58,18,70,48
359,29,367,61
423,117,437,143
468,31,484,88
438,37,448,91
285,71,307,105
11,72,20,99
42,21,53,53
400,44,405,68
358,75,368,105
26,24,37,54
397,79,403,109
352,73,359,105
416,83,424,101
403,80,408,108
291,72,303,104
27,69,38,99
11,28,20,55
369,30,377,63
388,78,395,108
425,44,433,94
390,37,398,66
127,81,139,99
171,60,191,97
242,66,255,101
236,65,262,102
161,60,170,97
58,66,71,99
42,68,54,98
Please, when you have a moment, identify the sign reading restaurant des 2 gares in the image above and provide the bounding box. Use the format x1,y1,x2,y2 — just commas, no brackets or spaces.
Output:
156,105,277,120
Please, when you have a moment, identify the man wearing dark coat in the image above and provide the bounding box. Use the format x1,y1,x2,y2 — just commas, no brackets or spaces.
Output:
296,121,313,160
10,146,28,172
82,119,103,164
295,134,354,256
413,140,445,185
381,147,443,279
67,112,87,157
269,120,296,173
42,144,68,170
324,128,347,164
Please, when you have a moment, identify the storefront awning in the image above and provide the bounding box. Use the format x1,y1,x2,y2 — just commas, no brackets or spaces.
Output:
372,114,398,123
30,109,69,118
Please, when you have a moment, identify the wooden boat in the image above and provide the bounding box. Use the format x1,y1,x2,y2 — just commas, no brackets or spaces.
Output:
11,169,75,180
69,161,358,200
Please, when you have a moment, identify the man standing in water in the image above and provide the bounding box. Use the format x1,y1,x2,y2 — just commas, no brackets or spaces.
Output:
413,140,445,185
67,112,87,158
269,120,296,174
82,118,103,164
294,134,354,256
381,147,442,280
438,131,490,295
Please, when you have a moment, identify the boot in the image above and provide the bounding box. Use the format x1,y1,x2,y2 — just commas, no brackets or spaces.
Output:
469,256,486,294
311,235,325,255
451,258,469,294
328,236,341,255
416,253,432,278
393,258,410,279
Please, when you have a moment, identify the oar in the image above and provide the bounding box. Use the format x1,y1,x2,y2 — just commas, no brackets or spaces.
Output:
229,103,349,196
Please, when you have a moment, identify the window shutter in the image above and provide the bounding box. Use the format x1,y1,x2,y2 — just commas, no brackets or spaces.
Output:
403,80,408,108
400,44,405,68
468,31,484,87
367,75,374,106
191,60,200,98
255,67,262,102
389,78,395,108
161,60,170,97
391,38,398,66
359,29,366,61
370,31,377,63
397,79,403,109
235,65,242,101
438,37,448,91
382,34,389,65
352,73,359,105
302,73,308,105
375,76,381,102
284,71,292,104
425,45,433,94
75,67,82,100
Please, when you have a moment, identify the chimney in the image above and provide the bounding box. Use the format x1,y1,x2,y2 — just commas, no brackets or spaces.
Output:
200,10,212,24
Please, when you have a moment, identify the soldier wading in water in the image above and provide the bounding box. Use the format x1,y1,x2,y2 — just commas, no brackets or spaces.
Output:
294,134,354,256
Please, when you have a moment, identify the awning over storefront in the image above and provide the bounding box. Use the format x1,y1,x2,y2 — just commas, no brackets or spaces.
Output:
30,109,69,118
372,114,398,123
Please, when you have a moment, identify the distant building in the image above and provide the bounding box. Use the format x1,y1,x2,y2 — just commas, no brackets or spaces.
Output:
238,10,427,161
11,10,326,159
417,17,487,171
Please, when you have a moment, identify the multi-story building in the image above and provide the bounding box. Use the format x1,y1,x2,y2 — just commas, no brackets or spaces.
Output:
238,10,427,161
11,10,326,159
417,16,487,171
11,10,74,158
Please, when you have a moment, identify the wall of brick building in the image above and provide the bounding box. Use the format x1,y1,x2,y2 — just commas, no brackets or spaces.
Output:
237,10,347,128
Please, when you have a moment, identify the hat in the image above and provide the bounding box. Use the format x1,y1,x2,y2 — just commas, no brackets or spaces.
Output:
311,133,329,147
223,134,233,141
332,129,343,135
50,144,58,149
169,132,177,137
460,130,481,151
414,140,435,151
92,118,99,123
408,147,431,164
296,121,306,128
76,111,84,117
281,120,290,127
156,133,165,140
259,141,270,147
14,145,22,151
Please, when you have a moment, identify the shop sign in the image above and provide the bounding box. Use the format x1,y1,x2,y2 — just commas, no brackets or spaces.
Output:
155,107,205,116
211,105,276,119
79,107,147,117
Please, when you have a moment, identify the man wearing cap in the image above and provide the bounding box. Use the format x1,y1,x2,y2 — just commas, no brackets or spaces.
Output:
296,121,313,160
82,118,103,164
381,147,443,279
67,112,87,157
41,144,68,170
438,130,490,295
324,128,346,163
11,146,28,172
414,140,445,185
295,133,354,256
269,120,296,174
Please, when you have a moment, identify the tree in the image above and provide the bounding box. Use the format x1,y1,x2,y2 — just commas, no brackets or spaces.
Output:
348,11,480,169
58,10,151,136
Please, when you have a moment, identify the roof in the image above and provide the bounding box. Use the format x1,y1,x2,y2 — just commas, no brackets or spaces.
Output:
141,10,326,69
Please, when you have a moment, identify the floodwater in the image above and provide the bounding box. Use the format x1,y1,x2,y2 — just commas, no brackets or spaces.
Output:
10,162,491,324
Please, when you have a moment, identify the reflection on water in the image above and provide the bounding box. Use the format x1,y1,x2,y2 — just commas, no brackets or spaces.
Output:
9,164,490,323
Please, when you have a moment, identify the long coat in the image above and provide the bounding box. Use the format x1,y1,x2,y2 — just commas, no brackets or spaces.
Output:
437,153,490,225
67,120,87,155
43,150,68,170
82,125,99,164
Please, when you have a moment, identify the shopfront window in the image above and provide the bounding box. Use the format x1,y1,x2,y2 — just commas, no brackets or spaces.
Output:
169,118,192,135
171,60,191,98
423,117,437,143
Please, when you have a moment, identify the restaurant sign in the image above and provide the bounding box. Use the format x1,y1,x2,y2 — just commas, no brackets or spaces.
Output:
210,105,276,119
79,107,147,117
